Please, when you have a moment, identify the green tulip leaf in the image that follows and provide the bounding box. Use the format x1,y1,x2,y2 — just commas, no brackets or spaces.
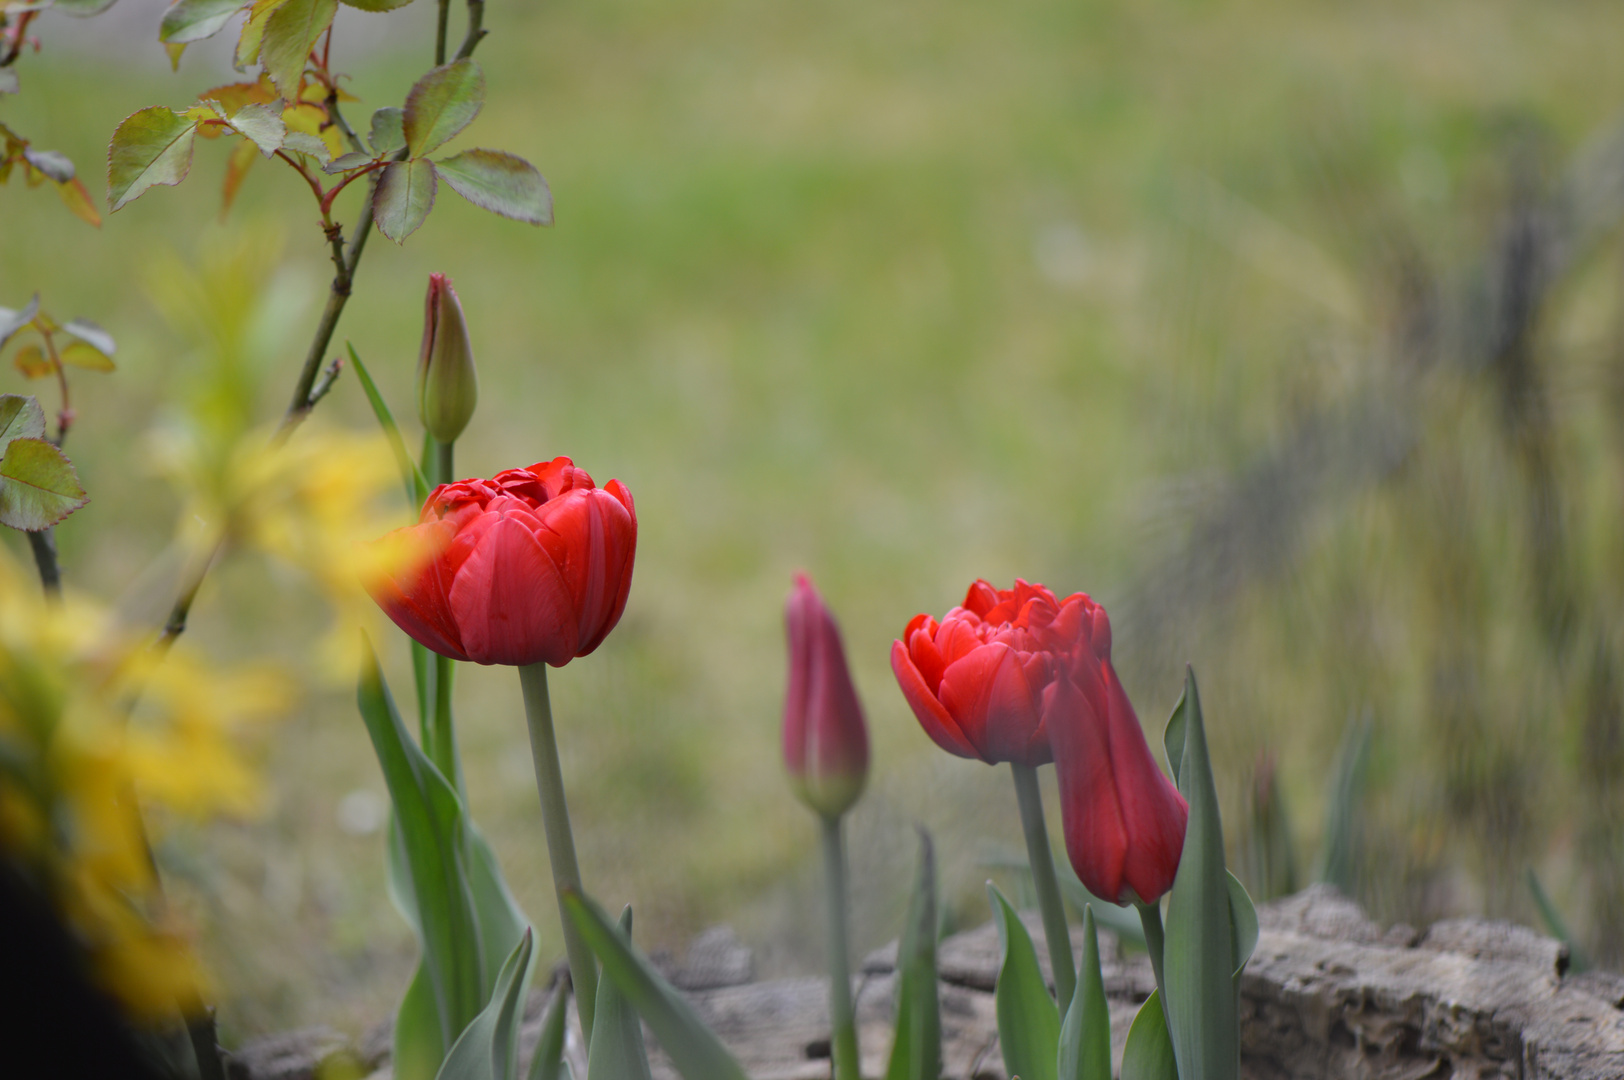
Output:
357,638,486,1056
437,930,534,1080
467,825,534,1001
0,437,87,532
561,889,751,1080
1163,688,1189,787
1058,906,1112,1080
1162,666,1239,1080
395,962,447,1080
1314,712,1371,896
375,158,439,243
1119,991,1178,1080
107,107,198,212
435,149,552,226
1228,871,1258,981
159,0,247,44
988,883,1059,1080
527,980,572,1080
885,830,941,1080
347,344,430,508
587,906,654,1080
404,59,485,158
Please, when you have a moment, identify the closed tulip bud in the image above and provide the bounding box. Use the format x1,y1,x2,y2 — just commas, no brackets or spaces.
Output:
417,273,478,443
783,573,870,820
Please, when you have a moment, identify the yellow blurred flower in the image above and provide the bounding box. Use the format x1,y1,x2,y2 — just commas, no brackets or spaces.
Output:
0,552,290,1020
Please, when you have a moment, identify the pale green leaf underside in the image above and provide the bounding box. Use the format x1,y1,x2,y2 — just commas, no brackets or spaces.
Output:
0,437,88,531
107,107,198,211
375,158,438,243
435,149,552,226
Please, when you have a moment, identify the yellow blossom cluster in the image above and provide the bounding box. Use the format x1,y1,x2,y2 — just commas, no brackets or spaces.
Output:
0,553,290,1019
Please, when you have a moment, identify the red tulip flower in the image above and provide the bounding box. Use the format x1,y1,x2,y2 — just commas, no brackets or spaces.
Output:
1048,604,1188,905
369,457,636,667
890,579,1101,767
783,573,870,820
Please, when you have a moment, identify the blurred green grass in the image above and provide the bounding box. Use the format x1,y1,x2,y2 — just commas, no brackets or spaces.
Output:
7,0,1624,1043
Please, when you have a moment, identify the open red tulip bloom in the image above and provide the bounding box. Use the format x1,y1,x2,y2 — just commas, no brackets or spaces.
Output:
1048,604,1188,905
369,458,636,667
890,579,1099,767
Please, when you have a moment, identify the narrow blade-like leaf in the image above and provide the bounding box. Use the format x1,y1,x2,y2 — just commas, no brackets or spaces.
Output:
435,149,552,225
357,638,486,1052
988,883,1059,1080
1058,906,1111,1080
107,107,198,211
397,962,449,1080
1119,991,1177,1080
1227,872,1258,981
1314,711,1370,895
587,907,654,1080
526,980,572,1080
375,158,438,243
404,59,486,157
0,438,87,531
347,344,430,507
467,825,532,1000
437,930,535,1080
885,830,941,1080
561,890,751,1080
1162,667,1238,1080
1163,687,1188,787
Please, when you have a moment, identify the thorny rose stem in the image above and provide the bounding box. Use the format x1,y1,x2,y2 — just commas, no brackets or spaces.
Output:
519,661,599,1042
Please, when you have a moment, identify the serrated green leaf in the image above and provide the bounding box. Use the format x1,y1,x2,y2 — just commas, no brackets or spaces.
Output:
404,59,485,157
0,297,39,351
1120,991,1177,1080
988,884,1059,1080
370,107,406,155
527,981,572,1080
260,0,336,101
160,0,247,44
435,150,552,226
357,639,486,1057
229,102,285,156
0,437,87,531
235,0,284,66
587,906,654,1080
0,396,47,448
324,151,373,174
282,131,331,163
340,0,414,10
885,831,941,1080
1227,872,1257,981
562,890,751,1080
1162,667,1238,1080
23,148,74,184
436,930,534,1080
61,318,115,358
375,158,438,243
107,107,198,211
60,342,114,372
1058,907,1111,1080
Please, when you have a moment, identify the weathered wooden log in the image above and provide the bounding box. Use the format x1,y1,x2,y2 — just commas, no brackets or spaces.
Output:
236,886,1624,1080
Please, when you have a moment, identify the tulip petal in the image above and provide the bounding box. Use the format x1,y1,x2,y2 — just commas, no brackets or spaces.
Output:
367,521,469,661
450,515,579,665
938,643,1051,767
1049,670,1130,902
1104,662,1187,903
534,489,637,658
891,640,980,759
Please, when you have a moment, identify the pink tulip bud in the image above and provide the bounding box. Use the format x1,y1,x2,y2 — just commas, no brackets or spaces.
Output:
417,273,478,443
783,573,870,819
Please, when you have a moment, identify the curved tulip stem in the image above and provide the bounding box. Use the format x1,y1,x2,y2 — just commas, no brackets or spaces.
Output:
1011,762,1076,1009
518,662,598,1043
1135,898,1167,1007
819,814,861,1080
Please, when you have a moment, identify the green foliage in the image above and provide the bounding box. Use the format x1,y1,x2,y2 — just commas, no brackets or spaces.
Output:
988,883,1059,1080
1058,906,1112,1080
586,907,655,1080
562,889,751,1080
1528,870,1590,974
885,831,941,1080
1119,992,1177,1080
404,60,487,158
1161,668,1239,1080
436,932,535,1080
260,0,339,100
106,106,197,211
376,159,440,243
436,150,553,226
527,981,573,1080
370,108,407,155
1314,713,1371,896
0,395,86,531
159,0,248,45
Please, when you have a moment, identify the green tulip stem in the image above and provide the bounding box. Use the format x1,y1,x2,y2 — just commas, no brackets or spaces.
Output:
424,436,461,794
819,813,861,1080
519,661,597,1043
1135,898,1167,1008
1011,762,1076,1009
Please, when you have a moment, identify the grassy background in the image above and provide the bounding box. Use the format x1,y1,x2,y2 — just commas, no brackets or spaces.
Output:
6,0,1624,1043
